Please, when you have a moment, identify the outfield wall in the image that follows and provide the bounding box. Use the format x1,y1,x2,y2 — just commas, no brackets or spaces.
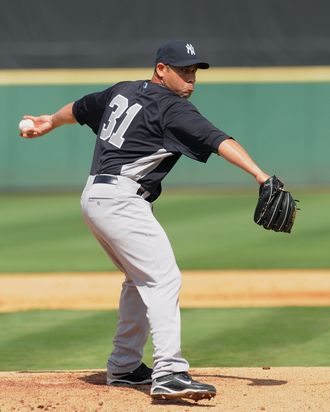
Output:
0,68,329,190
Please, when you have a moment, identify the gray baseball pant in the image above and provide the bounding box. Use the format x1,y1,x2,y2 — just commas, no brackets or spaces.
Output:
80,175,189,379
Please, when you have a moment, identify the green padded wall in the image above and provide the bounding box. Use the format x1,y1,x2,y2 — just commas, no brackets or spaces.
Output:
1,82,329,190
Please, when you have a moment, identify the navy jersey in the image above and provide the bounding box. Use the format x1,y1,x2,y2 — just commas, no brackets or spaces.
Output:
73,80,230,200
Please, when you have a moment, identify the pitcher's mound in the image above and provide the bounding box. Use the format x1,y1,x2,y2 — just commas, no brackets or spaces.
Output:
0,367,329,412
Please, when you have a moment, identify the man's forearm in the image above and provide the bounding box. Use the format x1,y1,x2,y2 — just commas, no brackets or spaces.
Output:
51,102,77,128
218,138,270,185
20,102,77,138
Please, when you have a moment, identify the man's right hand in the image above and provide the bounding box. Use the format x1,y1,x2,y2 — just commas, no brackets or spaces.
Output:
19,115,54,138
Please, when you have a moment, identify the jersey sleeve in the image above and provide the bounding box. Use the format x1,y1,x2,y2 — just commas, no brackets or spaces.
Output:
72,87,113,134
163,99,231,162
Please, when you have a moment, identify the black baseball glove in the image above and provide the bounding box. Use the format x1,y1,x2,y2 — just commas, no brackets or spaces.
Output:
254,175,298,233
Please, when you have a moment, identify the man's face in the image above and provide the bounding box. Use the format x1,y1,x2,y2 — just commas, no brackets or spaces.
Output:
158,64,198,98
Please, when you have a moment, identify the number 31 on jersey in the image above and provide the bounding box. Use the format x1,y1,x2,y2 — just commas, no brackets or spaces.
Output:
100,94,142,148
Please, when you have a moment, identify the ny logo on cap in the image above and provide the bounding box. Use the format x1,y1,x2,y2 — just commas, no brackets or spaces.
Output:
186,43,195,55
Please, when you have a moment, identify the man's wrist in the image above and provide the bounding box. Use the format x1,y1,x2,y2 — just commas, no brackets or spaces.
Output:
255,172,270,185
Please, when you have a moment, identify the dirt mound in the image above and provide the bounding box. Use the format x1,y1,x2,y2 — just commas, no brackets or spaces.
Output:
0,367,329,412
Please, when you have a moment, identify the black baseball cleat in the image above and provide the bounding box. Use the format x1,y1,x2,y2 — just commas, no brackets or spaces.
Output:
150,372,216,401
106,362,152,385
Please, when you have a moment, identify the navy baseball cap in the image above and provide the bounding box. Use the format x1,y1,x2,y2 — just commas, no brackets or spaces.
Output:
155,40,209,69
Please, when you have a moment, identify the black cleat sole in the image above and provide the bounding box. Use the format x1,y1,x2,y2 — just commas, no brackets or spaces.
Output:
151,390,216,401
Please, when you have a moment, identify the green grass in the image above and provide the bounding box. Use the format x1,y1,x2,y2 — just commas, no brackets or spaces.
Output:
0,191,330,271
1,307,330,371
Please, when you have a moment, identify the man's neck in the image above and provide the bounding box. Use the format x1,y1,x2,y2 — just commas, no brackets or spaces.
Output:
151,72,162,85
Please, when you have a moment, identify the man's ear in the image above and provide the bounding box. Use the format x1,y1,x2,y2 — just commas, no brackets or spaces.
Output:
155,63,167,79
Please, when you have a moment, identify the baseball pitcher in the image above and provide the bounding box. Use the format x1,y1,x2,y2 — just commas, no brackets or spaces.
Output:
20,40,297,401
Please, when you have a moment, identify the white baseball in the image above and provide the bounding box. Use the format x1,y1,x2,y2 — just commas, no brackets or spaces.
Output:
19,118,35,131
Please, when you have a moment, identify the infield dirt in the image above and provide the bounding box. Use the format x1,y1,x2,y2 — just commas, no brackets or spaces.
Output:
1,270,330,312
1,367,330,412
